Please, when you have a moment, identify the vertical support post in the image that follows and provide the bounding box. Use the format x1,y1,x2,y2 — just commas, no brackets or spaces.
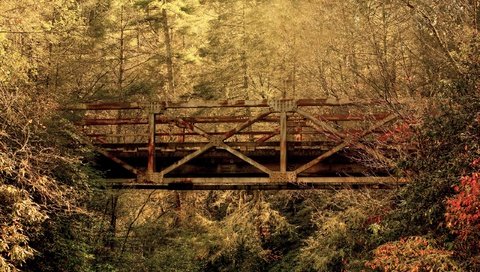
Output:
147,112,156,173
280,108,287,172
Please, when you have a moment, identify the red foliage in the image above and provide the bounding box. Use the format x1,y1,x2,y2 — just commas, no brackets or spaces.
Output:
445,169,480,252
378,121,414,143
365,207,391,226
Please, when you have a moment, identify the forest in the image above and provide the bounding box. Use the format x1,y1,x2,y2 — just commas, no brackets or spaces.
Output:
1,0,479,271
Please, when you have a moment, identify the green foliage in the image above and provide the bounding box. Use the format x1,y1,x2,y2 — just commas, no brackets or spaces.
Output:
85,1,112,38
387,91,480,237
25,215,96,272
0,185,45,271
0,5,101,266
0,82,105,271
102,191,304,272
0,93,100,272
205,195,296,271
294,191,391,272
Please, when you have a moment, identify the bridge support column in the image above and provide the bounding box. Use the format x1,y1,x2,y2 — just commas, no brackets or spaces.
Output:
269,99,296,173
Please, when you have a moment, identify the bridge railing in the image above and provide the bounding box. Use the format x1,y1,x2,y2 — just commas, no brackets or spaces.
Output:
68,99,393,144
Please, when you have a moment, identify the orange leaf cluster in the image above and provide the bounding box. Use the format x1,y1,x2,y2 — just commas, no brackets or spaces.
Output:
365,236,459,272
445,170,480,250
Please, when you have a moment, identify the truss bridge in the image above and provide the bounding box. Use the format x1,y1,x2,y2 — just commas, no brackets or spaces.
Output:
67,98,408,190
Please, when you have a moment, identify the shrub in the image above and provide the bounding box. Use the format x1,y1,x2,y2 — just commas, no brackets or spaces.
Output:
445,163,480,269
366,236,460,272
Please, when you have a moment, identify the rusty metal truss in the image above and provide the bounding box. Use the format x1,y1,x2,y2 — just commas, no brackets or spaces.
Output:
66,99,408,190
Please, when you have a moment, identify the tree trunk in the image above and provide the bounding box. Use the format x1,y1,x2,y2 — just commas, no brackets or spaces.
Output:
107,194,119,250
162,8,174,97
116,5,126,143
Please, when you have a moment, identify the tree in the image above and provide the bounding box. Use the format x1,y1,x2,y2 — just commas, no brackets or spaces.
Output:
134,0,211,99
194,0,294,100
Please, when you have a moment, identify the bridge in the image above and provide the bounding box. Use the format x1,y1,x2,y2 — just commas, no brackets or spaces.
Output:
67,98,408,190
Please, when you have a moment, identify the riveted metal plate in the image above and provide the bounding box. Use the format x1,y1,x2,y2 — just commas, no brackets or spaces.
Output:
268,100,297,112
145,102,165,114
210,136,225,147
269,171,297,182
141,172,164,183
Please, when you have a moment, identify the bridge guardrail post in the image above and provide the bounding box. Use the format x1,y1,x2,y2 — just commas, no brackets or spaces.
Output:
146,102,164,175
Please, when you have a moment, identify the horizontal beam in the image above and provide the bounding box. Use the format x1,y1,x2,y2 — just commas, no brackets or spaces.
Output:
65,102,143,110
64,99,386,111
146,162,371,175
93,142,410,157
97,140,335,148
107,177,406,190
77,113,390,126
85,128,387,139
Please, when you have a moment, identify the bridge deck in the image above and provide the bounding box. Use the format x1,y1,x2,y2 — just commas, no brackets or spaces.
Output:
108,177,404,190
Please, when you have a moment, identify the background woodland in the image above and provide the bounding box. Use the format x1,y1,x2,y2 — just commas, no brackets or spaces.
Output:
0,0,479,271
